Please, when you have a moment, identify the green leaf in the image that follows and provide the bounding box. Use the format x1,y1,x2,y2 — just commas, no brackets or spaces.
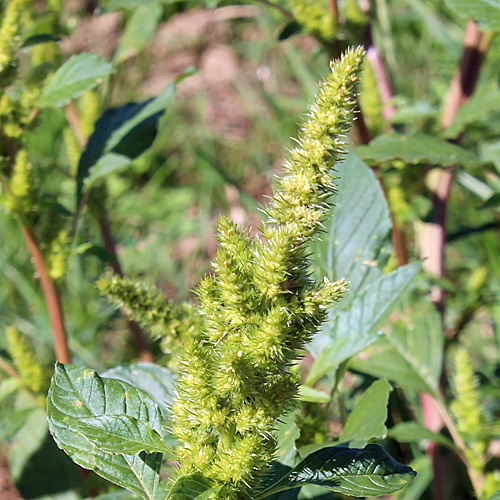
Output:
275,408,301,466
47,363,164,499
298,386,331,403
445,0,500,30
76,414,171,454
351,300,444,394
21,33,61,47
307,263,421,384
114,3,163,63
357,133,481,167
39,53,113,107
340,380,392,445
388,422,455,450
312,153,392,301
350,342,430,393
166,474,222,500
278,21,302,40
76,79,179,206
257,444,416,498
102,362,176,412
85,153,132,189
444,83,500,139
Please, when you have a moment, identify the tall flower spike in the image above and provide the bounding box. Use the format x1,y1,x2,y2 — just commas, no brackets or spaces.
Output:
171,47,365,499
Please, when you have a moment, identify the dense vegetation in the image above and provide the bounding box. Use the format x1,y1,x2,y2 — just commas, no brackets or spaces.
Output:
0,1,499,500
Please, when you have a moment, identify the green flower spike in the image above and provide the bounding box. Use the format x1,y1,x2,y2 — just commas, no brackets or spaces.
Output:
171,47,365,499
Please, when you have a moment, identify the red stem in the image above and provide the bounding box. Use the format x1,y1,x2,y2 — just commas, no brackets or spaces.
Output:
21,226,71,364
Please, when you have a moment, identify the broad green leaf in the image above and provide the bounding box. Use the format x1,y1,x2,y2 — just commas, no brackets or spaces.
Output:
298,386,331,403
445,0,500,30
307,263,421,384
351,300,444,394
39,53,113,107
357,133,480,167
102,362,176,411
75,70,195,206
257,444,415,498
340,380,392,445
444,83,500,139
388,422,455,450
114,3,163,63
275,408,301,466
77,414,171,454
47,363,164,499
166,474,222,500
312,153,392,301
0,403,34,441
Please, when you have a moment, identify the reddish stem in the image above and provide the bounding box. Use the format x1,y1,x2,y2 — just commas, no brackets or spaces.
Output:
21,226,71,364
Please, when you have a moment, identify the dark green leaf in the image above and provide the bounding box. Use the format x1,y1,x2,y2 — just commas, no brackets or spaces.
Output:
278,22,302,40
22,34,61,47
47,363,164,499
257,444,415,498
357,133,480,167
39,53,113,107
340,380,392,445
388,422,455,450
166,474,222,500
76,80,179,206
445,0,500,30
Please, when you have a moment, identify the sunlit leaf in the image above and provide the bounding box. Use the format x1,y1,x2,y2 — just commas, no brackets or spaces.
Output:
257,444,416,498
39,53,113,107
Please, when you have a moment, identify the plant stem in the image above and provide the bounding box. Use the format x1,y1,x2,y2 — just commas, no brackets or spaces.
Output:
327,0,340,24
21,225,71,364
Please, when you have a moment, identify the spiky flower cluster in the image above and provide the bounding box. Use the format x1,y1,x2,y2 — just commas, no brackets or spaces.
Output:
170,48,365,499
98,275,203,357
